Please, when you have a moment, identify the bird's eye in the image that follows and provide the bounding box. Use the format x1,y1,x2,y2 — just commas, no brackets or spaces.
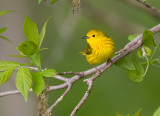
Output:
92,35,95,37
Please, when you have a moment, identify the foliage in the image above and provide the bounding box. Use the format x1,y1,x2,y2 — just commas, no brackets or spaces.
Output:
0,10,12,43
0,16,56,101
1,0,160,116
115,30,160,82
116,108,142,116
38,0,58,4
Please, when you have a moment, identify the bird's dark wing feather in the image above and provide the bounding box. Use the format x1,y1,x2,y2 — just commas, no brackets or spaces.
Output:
80,44,92,55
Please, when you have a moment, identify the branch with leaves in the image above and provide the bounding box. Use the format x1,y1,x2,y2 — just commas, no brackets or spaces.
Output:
0,13,160,115
1,3,160,116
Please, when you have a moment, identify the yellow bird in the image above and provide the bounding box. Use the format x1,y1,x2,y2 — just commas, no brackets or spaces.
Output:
81,30,115,65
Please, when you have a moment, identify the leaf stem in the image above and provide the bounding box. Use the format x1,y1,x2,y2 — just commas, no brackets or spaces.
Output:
142,56,149,77
150,46,157,60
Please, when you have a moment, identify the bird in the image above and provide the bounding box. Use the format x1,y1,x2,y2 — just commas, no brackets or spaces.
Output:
81,30,115,65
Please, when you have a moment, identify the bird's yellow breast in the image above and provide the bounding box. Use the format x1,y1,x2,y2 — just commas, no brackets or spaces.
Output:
81,29,115,65
86,37,115,65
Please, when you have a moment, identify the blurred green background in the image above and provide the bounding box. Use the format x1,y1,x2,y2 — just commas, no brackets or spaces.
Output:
0,0,160,116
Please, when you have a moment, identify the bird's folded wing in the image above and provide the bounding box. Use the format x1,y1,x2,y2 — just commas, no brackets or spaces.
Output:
80,44,92,55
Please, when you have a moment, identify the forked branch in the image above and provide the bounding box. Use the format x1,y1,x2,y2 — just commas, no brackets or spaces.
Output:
0,24,160,116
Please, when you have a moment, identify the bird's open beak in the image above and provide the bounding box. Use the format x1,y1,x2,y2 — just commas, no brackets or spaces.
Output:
83,36,90,39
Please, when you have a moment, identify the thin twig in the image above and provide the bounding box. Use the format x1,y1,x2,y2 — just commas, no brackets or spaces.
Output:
0,83,68,97
70,72,100,116
136,0,160,14
53,75,69,82
56,71,84,76
43,84,72,116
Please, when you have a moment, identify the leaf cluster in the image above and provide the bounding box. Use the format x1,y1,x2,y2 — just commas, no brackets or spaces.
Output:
0,16,56,101
115,30,160,82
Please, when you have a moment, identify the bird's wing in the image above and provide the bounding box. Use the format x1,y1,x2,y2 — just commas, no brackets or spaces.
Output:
80,44,92,55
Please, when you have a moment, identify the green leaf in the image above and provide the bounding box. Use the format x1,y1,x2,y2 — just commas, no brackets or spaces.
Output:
137,49,142,58
9,55,27,57
0,61,20,71
38,18,50,48
51,0,58,4
153,106,160,116
0,68,14,85
144,46,152,56
0,10,12,16
20,63,33,66
115,113,123,116
137,46,152,58
134,108,142,116
115,56,135,70
127,70,143,82
17,41,38,56
38,48,48,52
42,69,56,77
128,34,139,41
0,27,7,34
29,53,41,68
150,58,160,66
15,67,32,102
132,54,144,74
24,16,39,44
38,0,42,4
142,30,155,46
0,35,12,43
32,72,45,96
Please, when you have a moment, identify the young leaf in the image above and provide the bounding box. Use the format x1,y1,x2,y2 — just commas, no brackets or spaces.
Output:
153,106,160,116
15,67,32,102
142,30,155,46
17,41,38,56
38,18,50,48
20,63,33,66
38,48,48,52
137,49,142,58
132,54,144,75
32,72,45,96
38,0,42,4
51,0,58,4
0,61,20,71
9,55,27,57
128,34,139,41
42,69,56,77
24,16,39,44
0,36,12,43
29,53,41,68
115,56,135,70
144,46,152,56
0,27,7,34
0,10,12,16
0,68,14,85
127,70,143,82
115,113,123,116
134,108,142,116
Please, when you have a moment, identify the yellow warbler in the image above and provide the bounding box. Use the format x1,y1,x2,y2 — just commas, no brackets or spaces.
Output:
81,30,115,65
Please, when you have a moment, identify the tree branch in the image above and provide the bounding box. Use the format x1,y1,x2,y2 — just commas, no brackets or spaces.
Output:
1,24,160,116
70,72,99,116
43,84,72,116
136,0,160,14
0,83,68,97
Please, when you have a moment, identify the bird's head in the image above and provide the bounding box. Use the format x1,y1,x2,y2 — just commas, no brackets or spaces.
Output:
83,30,107,44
